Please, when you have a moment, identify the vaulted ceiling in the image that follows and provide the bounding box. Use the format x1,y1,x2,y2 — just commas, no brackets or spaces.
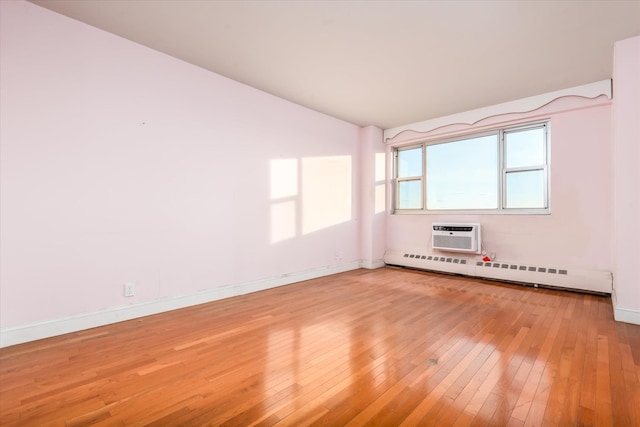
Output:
30,0,640,129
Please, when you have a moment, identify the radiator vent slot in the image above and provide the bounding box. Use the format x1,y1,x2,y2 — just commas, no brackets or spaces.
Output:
402,254,467,265
422,256,571,275
477,262,565,274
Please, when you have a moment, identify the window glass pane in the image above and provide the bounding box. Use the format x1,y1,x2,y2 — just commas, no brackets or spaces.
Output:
505,127,545,168
505,170,545,208
426,135,498,209
397,147,422,178
398,180,422,209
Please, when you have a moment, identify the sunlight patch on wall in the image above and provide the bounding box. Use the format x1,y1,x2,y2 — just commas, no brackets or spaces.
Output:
270,201,296,243
375,152,386,214
302,156,352,235
375,184,386,214
270,159,298,243
375,152,386,182
270,159,298,199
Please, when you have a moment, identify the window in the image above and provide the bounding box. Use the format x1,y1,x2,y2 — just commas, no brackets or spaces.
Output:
396,147,422,209
393,122,549,214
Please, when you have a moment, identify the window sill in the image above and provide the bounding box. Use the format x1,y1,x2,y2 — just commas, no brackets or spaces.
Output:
392,209,551,215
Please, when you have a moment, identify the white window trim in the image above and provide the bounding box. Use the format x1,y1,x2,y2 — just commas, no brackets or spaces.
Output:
392,121,551,215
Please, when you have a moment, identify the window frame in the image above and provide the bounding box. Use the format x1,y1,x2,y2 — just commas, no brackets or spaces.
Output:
392,121,550,215
395,146,424,210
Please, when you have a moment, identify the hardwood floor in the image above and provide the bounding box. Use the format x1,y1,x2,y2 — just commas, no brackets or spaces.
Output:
1,267,639,426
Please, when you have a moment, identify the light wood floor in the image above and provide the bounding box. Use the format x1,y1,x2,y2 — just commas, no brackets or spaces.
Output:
1,268,639,426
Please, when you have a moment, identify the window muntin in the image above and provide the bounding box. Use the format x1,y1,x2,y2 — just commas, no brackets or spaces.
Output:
393,121,549,214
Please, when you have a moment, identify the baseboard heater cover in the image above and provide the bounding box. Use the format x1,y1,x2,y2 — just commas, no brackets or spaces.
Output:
383,249,612,294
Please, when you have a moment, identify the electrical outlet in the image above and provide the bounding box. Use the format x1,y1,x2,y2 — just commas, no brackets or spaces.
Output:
124,282,135,297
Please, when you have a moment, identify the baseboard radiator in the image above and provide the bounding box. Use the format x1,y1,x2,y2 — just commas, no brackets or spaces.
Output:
383,249,612,294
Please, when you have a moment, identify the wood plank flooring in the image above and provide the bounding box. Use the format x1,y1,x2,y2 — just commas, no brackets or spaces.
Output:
1,267,639,426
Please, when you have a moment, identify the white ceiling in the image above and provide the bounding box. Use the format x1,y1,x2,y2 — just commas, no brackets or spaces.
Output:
30,0,640,129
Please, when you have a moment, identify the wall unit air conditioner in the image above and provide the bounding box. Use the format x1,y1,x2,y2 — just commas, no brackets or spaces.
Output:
432,223,481,254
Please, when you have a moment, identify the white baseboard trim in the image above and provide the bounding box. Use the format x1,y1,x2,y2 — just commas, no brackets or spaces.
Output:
611,289,640,325
614,306,640,325
360,259,386,269
0,262,362,348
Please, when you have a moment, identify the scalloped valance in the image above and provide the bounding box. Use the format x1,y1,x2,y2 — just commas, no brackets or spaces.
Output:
384,79,612,145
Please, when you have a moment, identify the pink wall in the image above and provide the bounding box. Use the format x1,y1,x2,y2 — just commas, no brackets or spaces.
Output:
0,1,364,329
612,36,640,320
386,98,614,272
358,126,387,268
